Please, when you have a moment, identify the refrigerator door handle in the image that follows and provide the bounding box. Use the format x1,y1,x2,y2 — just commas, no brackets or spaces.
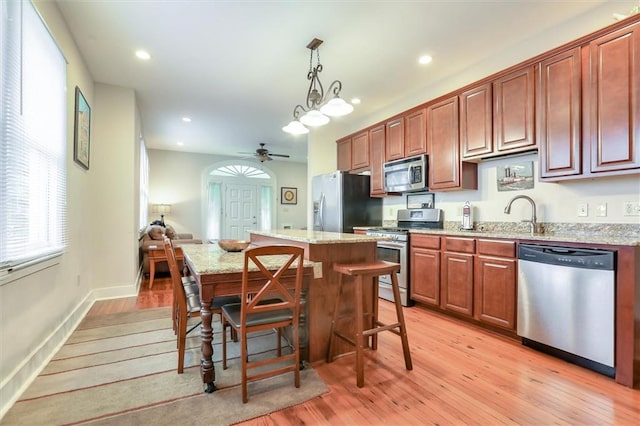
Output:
318,193,325,230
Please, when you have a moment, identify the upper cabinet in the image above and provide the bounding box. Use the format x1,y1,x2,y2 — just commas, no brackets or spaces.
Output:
461,83,493,159
539,20,640,181
538,47,582,179
336,137,351,172
369,124,386,196
493,65,536,153
585,21,640,175
385,117,404,161
336,131,370,172
427,96,478,191
404,108,427,157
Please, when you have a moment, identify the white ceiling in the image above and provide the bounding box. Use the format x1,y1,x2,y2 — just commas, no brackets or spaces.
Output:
54,0,635,164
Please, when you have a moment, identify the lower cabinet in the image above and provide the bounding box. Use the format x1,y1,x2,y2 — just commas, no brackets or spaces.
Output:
410,234,441,306
409,234,517,332
440,237,475,316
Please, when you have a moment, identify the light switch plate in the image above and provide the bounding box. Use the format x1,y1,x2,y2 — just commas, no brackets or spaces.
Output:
577,203,588,217
595,202,607,217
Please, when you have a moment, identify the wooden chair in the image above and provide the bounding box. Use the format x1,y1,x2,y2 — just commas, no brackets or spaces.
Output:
163,238,239,374
220,245,305,403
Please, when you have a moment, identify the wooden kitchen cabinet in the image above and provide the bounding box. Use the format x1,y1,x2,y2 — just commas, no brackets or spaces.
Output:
427,96,478,191
585,21,640,175
410,234,441,306
440,237,475,316
385,117,404,161
404,108,427,157
369,124,386,196
493,65,536,153
538,47,582,179
351,131,370,170
474,239,516,331
461,82,493,159
336,137,352,171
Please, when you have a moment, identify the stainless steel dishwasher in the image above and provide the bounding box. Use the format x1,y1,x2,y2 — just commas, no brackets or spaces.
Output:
517,244,615,377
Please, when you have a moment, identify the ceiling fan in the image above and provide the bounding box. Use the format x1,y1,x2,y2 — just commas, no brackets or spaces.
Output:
239,143,290,162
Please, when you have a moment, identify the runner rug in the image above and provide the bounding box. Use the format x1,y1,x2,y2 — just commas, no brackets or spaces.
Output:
1,307,328,425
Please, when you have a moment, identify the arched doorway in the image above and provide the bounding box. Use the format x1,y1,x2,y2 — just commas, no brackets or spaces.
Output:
203,161,276,241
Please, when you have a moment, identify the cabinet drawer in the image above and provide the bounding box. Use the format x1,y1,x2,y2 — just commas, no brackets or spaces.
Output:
444,237,475,253
477,239,515,258
410,234,440,249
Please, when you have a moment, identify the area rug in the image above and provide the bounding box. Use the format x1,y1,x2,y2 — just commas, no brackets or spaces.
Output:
1,308,328,425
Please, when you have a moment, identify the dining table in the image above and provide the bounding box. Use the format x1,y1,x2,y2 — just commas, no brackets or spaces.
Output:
180,243,319,393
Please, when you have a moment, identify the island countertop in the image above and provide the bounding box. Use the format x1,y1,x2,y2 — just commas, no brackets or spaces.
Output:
180,243,320,277
249,229,385,244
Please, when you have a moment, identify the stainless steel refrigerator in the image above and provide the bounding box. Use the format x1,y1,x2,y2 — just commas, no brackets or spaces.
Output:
312,171,382,233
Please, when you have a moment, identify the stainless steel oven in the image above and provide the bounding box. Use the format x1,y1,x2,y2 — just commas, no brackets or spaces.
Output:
367,208,443,307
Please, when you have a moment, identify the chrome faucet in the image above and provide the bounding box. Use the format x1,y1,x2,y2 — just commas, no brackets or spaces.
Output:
504,195,538,235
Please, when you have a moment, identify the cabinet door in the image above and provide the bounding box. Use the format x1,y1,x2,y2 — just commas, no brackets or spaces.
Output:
440,252,474,316
337,138,351,171
538,47,582,179
494,66,536,153
427,96,461,190
410,248,440,305
385,117,405,161
351,131,370,170
404,108,427,157
461,83,493,158
474,256,516,330
587,22,640,173
369,124,386,196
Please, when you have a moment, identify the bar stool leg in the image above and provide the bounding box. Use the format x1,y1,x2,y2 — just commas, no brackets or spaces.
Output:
390,272,412,370
354,274,366,388
326,271,344,363
371,275,379,350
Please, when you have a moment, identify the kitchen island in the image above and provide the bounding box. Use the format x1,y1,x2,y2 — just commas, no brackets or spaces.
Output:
249,229,383,362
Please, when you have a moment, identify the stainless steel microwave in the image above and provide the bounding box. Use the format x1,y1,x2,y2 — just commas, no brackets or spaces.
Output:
383,154,428,193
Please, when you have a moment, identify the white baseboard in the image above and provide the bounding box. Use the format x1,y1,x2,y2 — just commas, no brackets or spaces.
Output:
0,292,95,420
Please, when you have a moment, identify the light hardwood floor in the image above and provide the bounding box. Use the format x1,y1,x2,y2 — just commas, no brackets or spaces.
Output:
90,276,640,425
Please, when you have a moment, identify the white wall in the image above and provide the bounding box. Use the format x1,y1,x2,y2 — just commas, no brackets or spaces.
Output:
0,2,142,418
308,5,640,228
148,150,308,237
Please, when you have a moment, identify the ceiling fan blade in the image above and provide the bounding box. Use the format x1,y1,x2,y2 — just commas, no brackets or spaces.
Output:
237,151,256,155
269,153,290,158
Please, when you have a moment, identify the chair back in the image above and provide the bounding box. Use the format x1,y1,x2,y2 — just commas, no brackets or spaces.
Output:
241,245,305,328
163,238,189,320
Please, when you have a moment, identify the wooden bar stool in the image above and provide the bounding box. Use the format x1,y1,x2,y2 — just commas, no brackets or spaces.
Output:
327,260,412,387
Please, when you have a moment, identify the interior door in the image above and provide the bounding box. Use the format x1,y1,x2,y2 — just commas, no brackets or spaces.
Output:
224,183,257,239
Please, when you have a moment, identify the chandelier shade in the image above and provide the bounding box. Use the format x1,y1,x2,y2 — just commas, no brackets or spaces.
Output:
283,38,353,135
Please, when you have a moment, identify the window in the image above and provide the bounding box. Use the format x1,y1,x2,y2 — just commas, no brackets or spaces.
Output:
0,0,67,272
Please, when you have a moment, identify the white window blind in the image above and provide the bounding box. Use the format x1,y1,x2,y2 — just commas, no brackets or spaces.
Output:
1,0,68,271
139,140,149,229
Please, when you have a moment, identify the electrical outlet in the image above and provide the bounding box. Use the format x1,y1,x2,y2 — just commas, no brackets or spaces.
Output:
623,201,640,216
595,202,607,217
577,202,588,217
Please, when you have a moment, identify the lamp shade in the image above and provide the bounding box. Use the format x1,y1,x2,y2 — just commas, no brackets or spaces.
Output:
152,204,172,214
300,109,330,127
282,119,310,135
320,96,354,117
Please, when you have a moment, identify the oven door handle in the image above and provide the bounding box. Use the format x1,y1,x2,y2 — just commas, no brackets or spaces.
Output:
376,241,406,249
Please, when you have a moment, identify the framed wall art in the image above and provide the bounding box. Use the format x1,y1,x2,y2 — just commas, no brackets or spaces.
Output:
497,161,534,191
281,187,297,205
73,86,91,170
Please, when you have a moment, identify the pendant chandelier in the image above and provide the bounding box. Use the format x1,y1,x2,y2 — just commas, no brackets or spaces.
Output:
282,38,354,135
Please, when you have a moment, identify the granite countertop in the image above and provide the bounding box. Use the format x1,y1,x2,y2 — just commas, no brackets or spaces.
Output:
409,227,640,247
250,229,385,244
180,243,321,277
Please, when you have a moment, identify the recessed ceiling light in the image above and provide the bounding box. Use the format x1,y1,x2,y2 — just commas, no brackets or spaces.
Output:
351,98,361,105
177,141,184,146
182,117,192,123
135,50,151,60
418,55,433,65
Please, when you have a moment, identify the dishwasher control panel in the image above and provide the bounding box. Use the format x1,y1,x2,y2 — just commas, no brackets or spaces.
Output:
518,244,615,270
